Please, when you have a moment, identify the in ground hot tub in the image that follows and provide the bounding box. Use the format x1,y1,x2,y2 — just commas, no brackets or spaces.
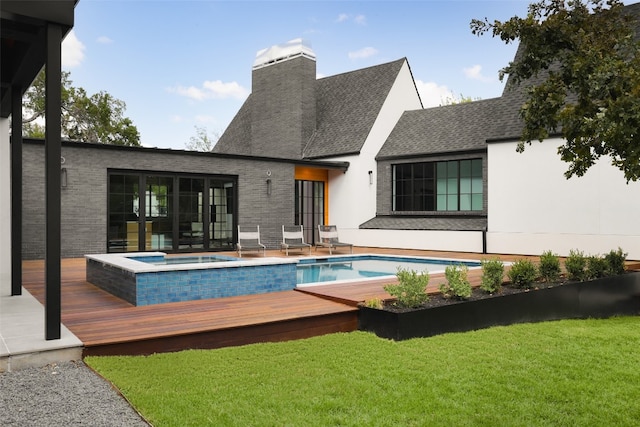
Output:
85,252,298,306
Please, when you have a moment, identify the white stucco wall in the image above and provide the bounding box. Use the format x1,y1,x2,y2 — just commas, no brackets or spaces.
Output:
327,61,422,235
487,138,640,259
339,228,484,253
0,118,11,293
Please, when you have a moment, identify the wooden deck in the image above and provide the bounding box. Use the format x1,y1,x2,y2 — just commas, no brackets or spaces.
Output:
20,248,530,356
22,257,358,356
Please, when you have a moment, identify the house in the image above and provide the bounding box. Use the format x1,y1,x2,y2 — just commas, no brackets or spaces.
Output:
4,11,640,276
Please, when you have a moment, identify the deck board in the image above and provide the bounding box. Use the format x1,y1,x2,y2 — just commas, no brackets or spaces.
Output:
21,257,358,356
19,248,541,356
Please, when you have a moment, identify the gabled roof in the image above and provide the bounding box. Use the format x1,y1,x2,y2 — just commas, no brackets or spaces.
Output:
216,57,407,160
376,96,521,159
303,58,407,159
378,2,640,160
213,94,253,155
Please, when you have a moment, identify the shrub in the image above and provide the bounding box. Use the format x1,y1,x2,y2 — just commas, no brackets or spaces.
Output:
440,264,472,300
364,298,383,309
480,258,504,293
586,255,608,280
604,247,627,276
538,250,561,283
565,249,587,281
384,268,430,309
507,259,538,289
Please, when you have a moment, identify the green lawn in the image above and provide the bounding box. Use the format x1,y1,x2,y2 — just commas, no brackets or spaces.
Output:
86,317,640,426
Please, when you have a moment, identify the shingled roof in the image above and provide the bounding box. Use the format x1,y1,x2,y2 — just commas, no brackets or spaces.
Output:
376,96,522,160
303,58,407,159
215,57,407,160
213,94,253,156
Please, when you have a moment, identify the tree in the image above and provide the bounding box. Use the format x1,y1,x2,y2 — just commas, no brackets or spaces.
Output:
471,0,640,182
185,126,220,152
22,70,141,146
440,93,481,106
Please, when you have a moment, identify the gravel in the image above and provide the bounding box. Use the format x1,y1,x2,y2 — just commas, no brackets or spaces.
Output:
0,361,149,426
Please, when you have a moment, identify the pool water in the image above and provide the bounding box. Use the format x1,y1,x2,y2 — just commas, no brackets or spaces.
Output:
296,255,481,286
146,255,236,265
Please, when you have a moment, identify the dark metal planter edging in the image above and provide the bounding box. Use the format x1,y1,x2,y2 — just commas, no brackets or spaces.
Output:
358,272,640,341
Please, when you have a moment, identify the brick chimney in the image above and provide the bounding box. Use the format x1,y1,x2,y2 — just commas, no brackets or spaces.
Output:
250,39,316,159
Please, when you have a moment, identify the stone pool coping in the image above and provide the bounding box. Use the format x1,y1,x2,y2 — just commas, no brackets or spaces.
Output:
85,252,299,273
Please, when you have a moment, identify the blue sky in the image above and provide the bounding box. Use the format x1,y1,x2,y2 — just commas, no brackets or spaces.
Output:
61,0,537,150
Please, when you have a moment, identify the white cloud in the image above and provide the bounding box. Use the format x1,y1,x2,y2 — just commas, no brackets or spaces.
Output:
463,64,494,83
97,36,113,44
414,80,454,108
348,47,378,60
336,13,365,24
168,80,249,101
170,115,184,123
62,30,85,68
203,80,248,99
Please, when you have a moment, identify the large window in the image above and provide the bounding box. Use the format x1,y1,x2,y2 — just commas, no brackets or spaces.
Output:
108,172,236,253
393,159,483,212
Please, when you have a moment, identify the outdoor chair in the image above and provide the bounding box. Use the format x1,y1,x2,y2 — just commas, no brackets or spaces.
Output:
316,224,353,255
281,225,312,256
237,225,266,257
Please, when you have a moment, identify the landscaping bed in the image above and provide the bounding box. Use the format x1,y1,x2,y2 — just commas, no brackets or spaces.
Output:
359,248,640,340
359,272,640,340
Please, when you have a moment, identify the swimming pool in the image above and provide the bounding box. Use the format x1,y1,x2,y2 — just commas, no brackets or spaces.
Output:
86,252,298,306
85,252,482,305
296,255,481,286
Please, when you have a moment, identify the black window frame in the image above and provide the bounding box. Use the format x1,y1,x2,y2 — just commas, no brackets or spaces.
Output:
392,159,483,212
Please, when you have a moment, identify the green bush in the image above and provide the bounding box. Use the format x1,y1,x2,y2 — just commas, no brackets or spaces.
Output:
538,250,561,283
480,258,504,293
604,247,627,276
384,268,430,309
440,264,472,300
586,255,608,280
364,298,383,309
507,259,538,289
565,249,587,281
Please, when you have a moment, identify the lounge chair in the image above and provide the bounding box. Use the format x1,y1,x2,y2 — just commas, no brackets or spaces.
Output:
237,225,266,257
281,225,312,256
316,225,353,255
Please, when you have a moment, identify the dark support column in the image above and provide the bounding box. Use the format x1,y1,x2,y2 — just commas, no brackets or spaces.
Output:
45,23,62,340
11,85,23,296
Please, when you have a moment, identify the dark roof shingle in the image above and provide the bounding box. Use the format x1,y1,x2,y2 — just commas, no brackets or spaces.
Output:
360,216,487,231
303,58,407,159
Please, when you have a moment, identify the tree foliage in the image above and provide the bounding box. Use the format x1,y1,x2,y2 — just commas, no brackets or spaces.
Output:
22,70,140,146
185,125,220,152
471,0,640,182
440,93,481,106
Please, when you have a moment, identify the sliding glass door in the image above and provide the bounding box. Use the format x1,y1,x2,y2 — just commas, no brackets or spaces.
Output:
108,171,236,253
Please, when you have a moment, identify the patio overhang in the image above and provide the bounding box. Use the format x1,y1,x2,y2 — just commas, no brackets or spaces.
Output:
1,1,76,117
1,0,77,341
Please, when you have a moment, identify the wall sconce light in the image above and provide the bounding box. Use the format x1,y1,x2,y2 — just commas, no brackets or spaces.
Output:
368,170,373,185
61,167,68,189
266,178,272,195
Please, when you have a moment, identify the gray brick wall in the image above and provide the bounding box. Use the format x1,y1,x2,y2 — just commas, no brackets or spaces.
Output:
22,141,297,259
251,56,316,159
376,152,488,216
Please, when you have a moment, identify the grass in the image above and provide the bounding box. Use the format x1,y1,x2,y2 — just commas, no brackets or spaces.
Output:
86,317,640,426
